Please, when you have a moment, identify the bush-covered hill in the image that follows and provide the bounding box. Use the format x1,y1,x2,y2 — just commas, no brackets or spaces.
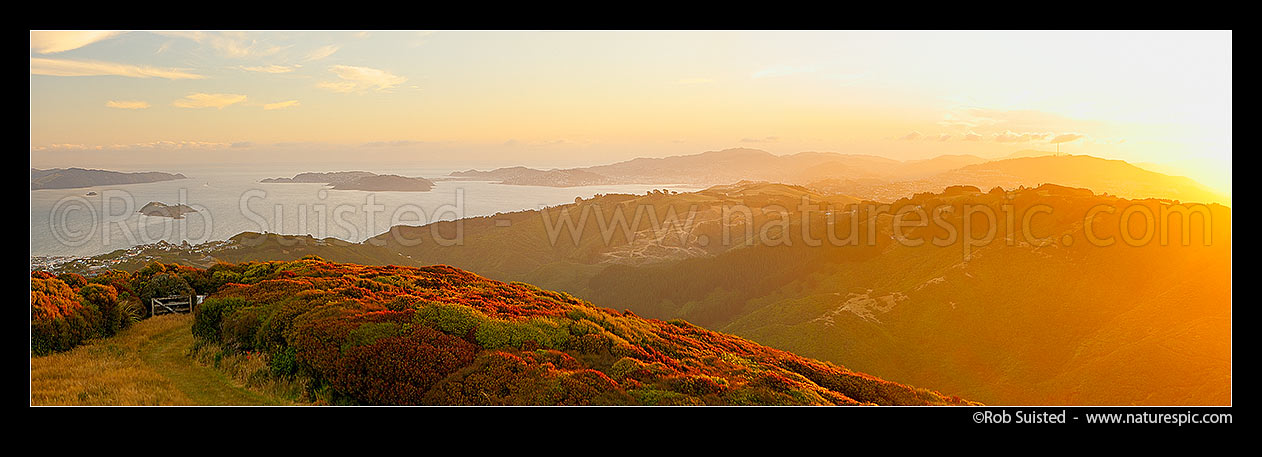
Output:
191,258,975,406
597,184,1232,405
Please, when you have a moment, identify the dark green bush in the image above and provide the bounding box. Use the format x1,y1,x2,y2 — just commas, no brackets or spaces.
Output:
78,283,123,337
221,306,268,350
269,346,299,377
192,297,251,343
135,273,194,315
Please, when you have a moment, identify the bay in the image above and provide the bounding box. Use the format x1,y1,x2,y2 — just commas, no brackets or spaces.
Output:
30,164,700,258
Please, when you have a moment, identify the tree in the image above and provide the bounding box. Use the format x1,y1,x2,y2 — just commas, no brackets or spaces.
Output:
79,283,122,337
135,273,194,316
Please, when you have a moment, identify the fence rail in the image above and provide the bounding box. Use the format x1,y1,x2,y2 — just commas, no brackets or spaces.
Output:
150,295,202,316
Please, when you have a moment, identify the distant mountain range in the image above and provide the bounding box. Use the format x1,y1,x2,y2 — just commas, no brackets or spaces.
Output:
809,154,1228,205
448,148,928,187
262,171,435,192
450,166,619,187
446,148,1229,206
31,168,186,190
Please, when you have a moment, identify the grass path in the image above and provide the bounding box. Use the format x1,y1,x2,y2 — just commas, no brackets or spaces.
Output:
137,316,282,406
32,315,284,406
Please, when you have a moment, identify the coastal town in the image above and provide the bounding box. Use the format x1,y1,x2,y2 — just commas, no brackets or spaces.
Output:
31,239,236,274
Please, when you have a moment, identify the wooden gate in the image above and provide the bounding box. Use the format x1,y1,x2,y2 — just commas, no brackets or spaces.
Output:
150,295,203,316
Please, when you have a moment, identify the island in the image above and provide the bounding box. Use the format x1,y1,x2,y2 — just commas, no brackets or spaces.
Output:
31,168,187,190
261,171,435,192
448,166,616,187
260,171,376,184
138,201,197,219
330,174,435,191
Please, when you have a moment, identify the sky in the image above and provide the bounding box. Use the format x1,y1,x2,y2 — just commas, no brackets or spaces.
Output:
29,30,1232,194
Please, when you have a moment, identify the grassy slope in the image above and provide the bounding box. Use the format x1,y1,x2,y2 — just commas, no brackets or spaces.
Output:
31,315,284,406
717,193,1232,405
544,186,1230,405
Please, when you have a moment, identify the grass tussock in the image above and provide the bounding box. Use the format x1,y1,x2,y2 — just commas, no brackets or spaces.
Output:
32,314,299,406
30,315,195,405
189,342,311,404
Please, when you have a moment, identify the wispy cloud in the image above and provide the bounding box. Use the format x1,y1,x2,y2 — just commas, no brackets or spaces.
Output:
994,130,1051,143
317,65,407,93
271,141,322,148
502,138,579,148
1049,133,1085,144
941,108,1101,145
898,131,922,141
938,118,978,130
238,64,300,74
947,107,1095,134
33,140,233,152
155,31,288,59
304,45,339,62
105,100,150,110
31,58,203,79
30,31,125,54
263,100,300,110
173,93,247,109
361,140,426,147
123,140,233,150
32,143,104,151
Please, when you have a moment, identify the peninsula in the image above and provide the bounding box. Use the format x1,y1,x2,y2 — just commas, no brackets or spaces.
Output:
261,171,435,192
31,168,187,190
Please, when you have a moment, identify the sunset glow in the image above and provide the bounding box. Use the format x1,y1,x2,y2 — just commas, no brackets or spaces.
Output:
30,30,1231,195
29,30,1234,409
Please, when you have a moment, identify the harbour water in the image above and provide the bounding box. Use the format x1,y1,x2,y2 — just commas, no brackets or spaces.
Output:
30,165,700,258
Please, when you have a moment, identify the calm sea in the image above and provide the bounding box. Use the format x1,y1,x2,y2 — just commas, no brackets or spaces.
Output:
30,164,700,258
